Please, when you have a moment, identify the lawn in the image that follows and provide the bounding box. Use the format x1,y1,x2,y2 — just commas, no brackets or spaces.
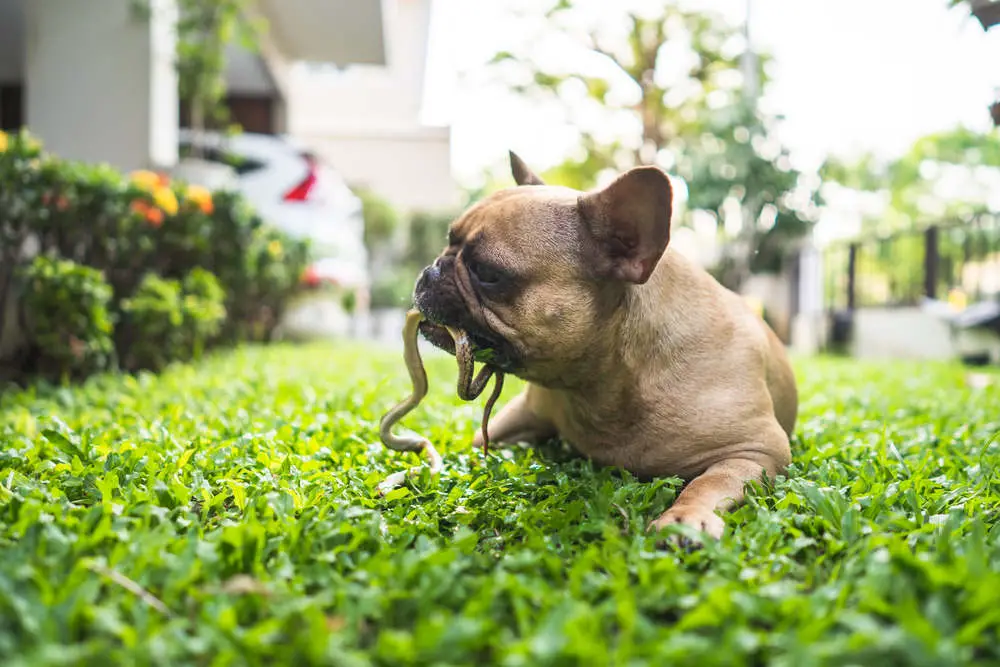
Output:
1,342,999,666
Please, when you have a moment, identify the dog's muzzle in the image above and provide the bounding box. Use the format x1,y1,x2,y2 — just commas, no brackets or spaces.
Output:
412,256,462,325
410,257,521,372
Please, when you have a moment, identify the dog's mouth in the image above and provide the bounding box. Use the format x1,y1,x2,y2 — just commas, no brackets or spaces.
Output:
418,320,457,355
417,320,517,371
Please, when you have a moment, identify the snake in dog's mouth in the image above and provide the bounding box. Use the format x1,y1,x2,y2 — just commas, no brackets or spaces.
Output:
376,309,505,493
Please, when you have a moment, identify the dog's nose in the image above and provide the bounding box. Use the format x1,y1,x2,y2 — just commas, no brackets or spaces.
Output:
415,261,441,294
422,262,440,283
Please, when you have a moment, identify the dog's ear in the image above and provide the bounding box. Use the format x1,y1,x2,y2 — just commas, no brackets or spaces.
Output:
509,150,545,186
577,166,673,285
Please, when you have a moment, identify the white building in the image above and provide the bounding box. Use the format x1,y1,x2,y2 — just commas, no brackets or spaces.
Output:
287,0,458,213
0,0,455,213
0,0,456,354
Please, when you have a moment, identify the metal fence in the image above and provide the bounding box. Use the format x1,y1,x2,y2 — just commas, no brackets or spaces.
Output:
822,214,1000,312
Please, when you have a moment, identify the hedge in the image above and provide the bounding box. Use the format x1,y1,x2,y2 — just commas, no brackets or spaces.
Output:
0,128,311,384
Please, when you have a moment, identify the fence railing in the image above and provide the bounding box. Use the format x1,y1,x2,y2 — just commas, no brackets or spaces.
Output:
823,214,1000,311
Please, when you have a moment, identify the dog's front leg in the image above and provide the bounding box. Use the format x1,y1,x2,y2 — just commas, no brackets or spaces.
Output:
648,453,785,540
472,387,556,450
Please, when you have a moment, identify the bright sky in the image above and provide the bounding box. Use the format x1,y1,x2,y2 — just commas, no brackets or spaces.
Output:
421,0,1000,188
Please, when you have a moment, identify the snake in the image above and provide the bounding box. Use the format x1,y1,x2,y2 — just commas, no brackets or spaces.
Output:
377,309,505,494
444,326,506,437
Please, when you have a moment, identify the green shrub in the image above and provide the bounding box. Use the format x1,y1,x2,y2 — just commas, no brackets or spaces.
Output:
370,268,417,309
0,130,43,261
17,255,115,379
341,289,357,314
183,267,227,358
120,269,227,372
358,187,400,252
0,129,312,384
404,209,455,268
0,130,45,332
366,211,456,308
119,274,185,372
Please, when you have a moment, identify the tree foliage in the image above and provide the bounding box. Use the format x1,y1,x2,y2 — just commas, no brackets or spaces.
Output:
132,0,264,134
820,127,1000,311
176,0,264,132
820,127,1000,234
485,0,820,286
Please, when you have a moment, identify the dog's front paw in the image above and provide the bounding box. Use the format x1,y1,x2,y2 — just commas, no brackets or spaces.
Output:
647,504,725,544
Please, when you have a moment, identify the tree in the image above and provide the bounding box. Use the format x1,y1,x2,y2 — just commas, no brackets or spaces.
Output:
820,127,1000,306
132,0,264,141
485,0,820,288
357,188,462,309
820,126,1000,234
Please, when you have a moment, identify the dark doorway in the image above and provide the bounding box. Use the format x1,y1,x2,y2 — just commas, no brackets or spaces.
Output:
0,83,25,132
180,95,277,135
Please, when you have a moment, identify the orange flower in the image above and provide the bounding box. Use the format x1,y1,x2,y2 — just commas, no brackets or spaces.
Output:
56,196,69,211
131,200,165,227
184,184,214,214
0,130,8,153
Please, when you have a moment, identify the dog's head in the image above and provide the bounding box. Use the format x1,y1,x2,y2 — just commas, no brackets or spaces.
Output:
413,151,673,386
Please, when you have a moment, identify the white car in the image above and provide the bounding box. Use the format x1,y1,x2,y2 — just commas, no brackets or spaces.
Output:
176,130,369,291
175,131,370,338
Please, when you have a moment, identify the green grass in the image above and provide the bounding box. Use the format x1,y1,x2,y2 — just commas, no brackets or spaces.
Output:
1,343,999,666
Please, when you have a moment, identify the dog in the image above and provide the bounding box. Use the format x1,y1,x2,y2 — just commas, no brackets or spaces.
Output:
413,152,797,540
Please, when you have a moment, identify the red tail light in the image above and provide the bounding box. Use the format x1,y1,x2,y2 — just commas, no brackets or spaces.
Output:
283,154,318,202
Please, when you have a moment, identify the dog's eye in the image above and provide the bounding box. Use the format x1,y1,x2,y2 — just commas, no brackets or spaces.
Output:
467,258,505,286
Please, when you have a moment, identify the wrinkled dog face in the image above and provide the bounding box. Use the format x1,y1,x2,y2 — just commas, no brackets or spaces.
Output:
413,152,673,386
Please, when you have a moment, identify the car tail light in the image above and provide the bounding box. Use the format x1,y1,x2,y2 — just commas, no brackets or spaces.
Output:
283,153,318,202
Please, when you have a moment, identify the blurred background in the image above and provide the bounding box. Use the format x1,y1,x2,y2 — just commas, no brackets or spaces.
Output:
2,0,1000,384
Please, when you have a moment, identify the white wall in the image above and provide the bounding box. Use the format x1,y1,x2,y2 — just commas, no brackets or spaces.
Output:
287,0,430,133
24,0,178,171
256,0,386,66
307,126,457,212
850,307,955,360
849,306,1000,362
286,0,456,211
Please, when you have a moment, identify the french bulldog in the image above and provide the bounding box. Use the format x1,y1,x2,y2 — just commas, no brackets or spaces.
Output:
413,152,797,540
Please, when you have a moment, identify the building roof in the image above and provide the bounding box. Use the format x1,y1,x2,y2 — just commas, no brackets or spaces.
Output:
970,0,1000,30
255,0,385,66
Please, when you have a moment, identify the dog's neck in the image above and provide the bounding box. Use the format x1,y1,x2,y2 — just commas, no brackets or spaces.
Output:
534,249,705,399
624,250,707,351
